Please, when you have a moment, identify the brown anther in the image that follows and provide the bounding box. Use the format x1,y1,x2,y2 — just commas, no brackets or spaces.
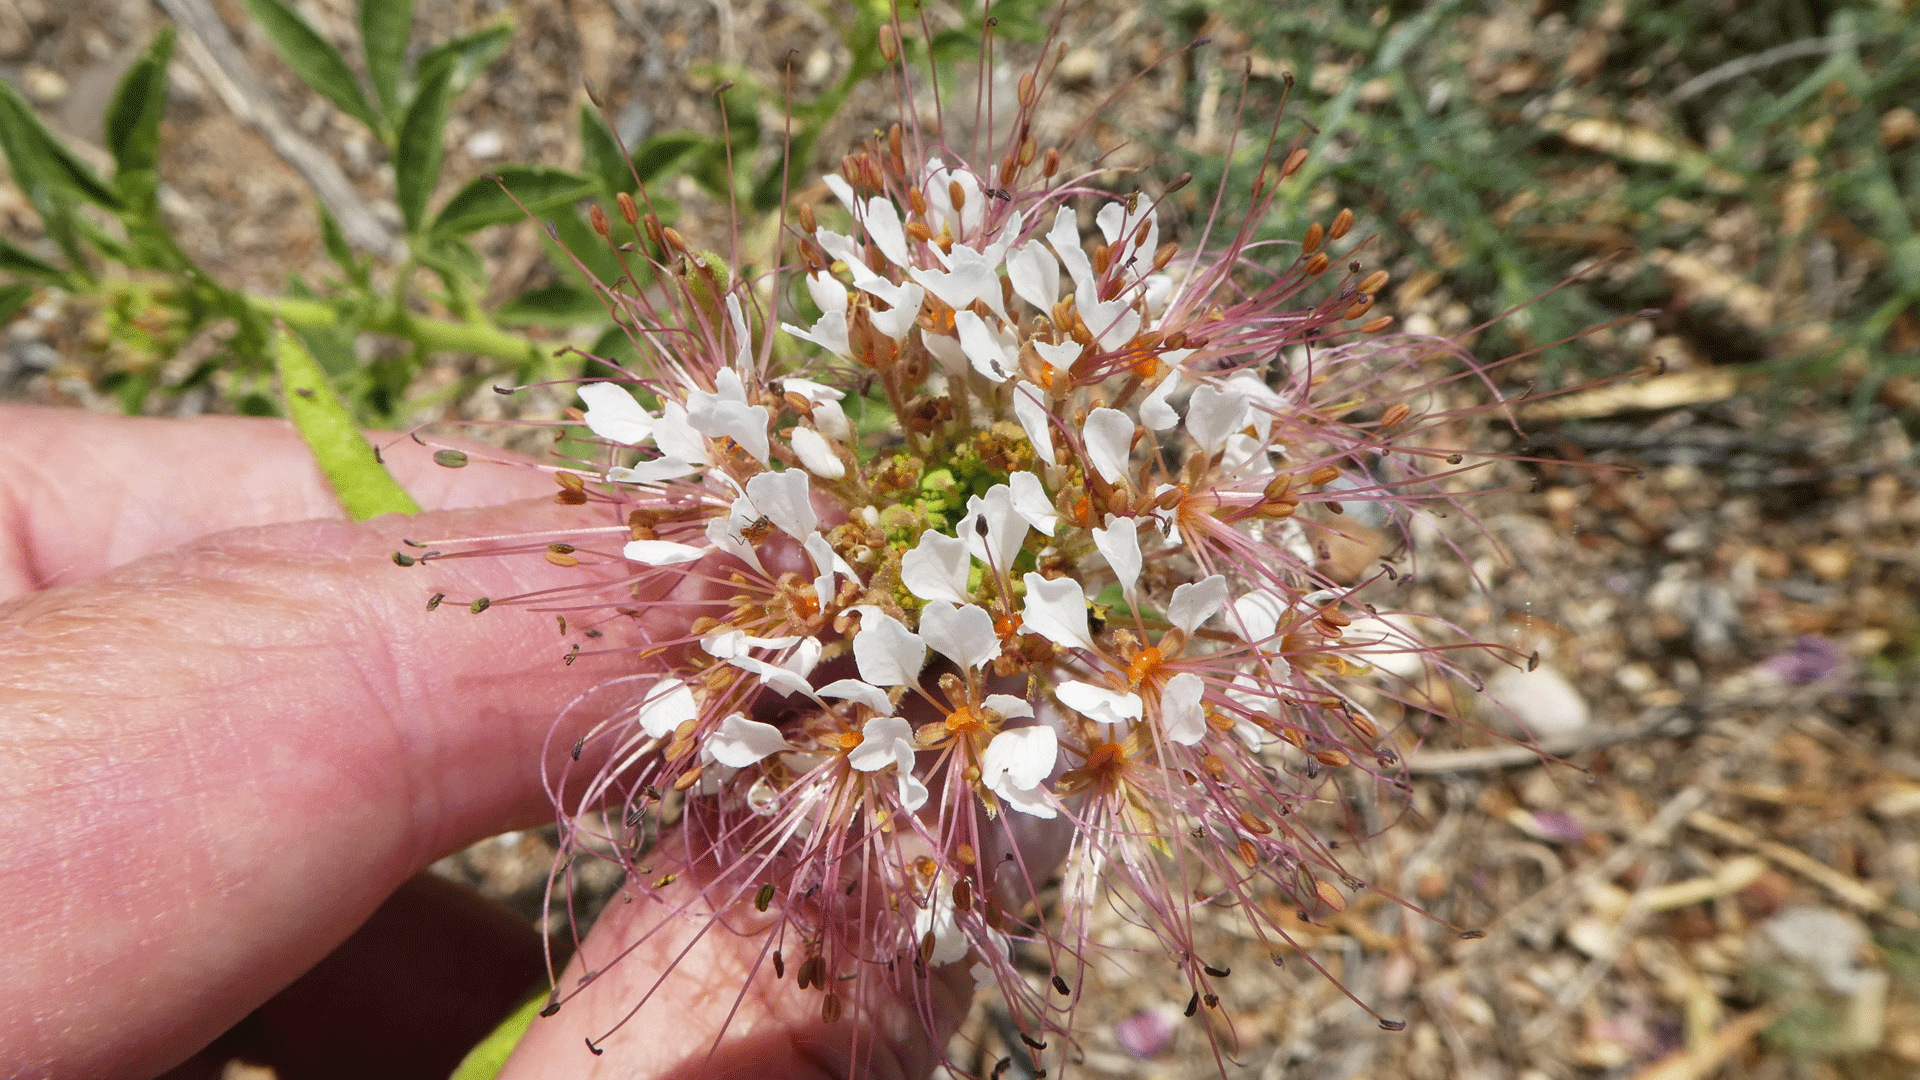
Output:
1359,315,1395,333
1042,147,1060,178
1200,754,1227,779
1342,297,1375,321
1379,402,1411,428
1153,241,1178,272
1281,146,1310,179
956,843,976,865
1307,466,1340,486
1204,709,1235,733
1133,218,1152,248
1318,607,1352,627
878,24,897,62
1323,501,1345,516
821,993,842,1023
1313,748,1351,768
661,226,687,253
905,186,926,216
1018,71,1037,108
1358,269,1390,296
914,855,937,878
952,877,972,912
1237,838,1259,867
1019,136,1037,167
1238,810,1272,835
1000,154,1018,187
1315,879,1348,911
615,191,639,227
798,203,817,234
643,213,664,248
906,219,933,243
1329,207,1355,240
784,389,816,418
1347,712,1380,740
948,179,966,212
545,550,580,567
773,950,785,979
1092,243,1112,276
1302,221,1324,255
1166,171,1192,193
1153,485,1185,510
1104,489,1130,516
672,764,704,791
1303,252,1331,276
555,470,587,492
1261,499,1298,519
888,122,903,161
589,203,611,238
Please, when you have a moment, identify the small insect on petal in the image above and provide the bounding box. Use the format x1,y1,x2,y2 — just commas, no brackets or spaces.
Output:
1052,974,1071,995
756,883,775,911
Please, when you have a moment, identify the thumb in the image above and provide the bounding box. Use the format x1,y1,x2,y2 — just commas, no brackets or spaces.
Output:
0,496,687,1080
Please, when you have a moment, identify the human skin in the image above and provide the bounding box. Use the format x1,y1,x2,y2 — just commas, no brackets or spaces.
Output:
0,406,958,1080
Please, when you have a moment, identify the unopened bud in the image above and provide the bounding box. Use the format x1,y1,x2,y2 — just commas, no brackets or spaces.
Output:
1000,154,1018,187
888,122,902,162
1018,136,1036,167
1018,71,1037,108
799,203,817,234
1329,207,1355,239
589,203,611,238
1042,147,1060,179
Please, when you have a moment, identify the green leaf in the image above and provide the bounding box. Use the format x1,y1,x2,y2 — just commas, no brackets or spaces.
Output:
0,282,34,323
104,26,175,180
0,237,67,283
495,281,607,327
274,332,419,519
357,0,414,124
430,165,599,236
241,0,381,133
314,202,366,285
394,55,456,233
415,23,511,96
411,231,485,283
0,78,122,210
630,131,709,186
578,105,628,195
449,994,544,1080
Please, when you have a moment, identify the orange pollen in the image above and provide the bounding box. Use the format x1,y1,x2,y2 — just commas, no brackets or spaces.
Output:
944,707,984,735
833,731,865,751
1126,646,1163,689
792,585,820,619
1082,740,1128,774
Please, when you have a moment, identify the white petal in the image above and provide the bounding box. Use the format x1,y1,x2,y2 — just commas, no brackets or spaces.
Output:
1032,340,1080,382
954,308,1014,383
852,609,925,687
685,394,771,463
635,678,697,738
781,313,850,358
1084,296,1142,352
783,636,823,680
1185,384,1250,457
1089,520,1142,606
579,382,654,445
804,271,848,315
849,715,913,771
1159,671,1207,746
1007,471,1058,536
727,654,813,697
790,426,846,479
982,693,1035,720
1221,371,1282,439
804,531,856,607
918,601,999,673
1167,575,1230,634
900,529,971,604
744,469,817,540
1139,369,1183,431
1006,239,1059,312
1348,613,1429,679
921,329,969,376
709,713,792,767
652,401,710,466
811,399,852,441
818,678,894,716
780,376,845,404
1228,589,1289,643
606,459,699,484
814,226,865,271
1019,572,1093,652
725,294,754,372
895,767,929,813
703,515,765,575
623,539,708,565
823,173,858,215
864,195,911,267
1011,381,1057,467
983,725,1057,791
1083,408,1135,484
957,485,1028,571
1055,681,1144,726
1046,205,1094,296
866,282,924,342
983,726,1059,819
913,878,968,964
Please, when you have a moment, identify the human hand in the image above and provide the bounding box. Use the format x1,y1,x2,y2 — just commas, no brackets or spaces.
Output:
0,406,961,1080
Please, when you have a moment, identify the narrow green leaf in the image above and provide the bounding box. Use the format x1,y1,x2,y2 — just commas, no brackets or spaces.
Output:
0,79,122,210
411,231,485,283
274,332,419,519
241,0,381,133
495,281,607,327
356,0,414,123
314,202,365,284
578,104,628,195
105,27,176,179
630,131,709,186
449,994,544,1080
415,23,511,96
394,55,456,233
0,282,34,323
431,165,599,236
0,237,67,283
